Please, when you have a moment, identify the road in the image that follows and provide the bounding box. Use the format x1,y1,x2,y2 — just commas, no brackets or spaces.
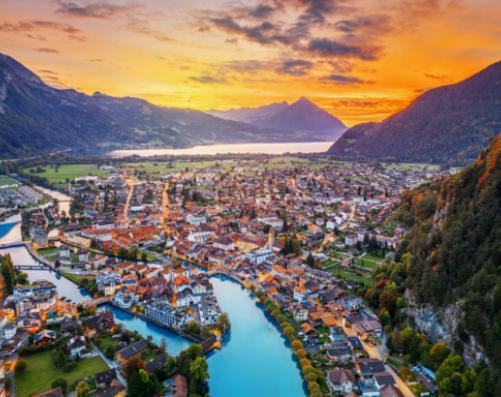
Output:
341,323,415,397
92,343,127,388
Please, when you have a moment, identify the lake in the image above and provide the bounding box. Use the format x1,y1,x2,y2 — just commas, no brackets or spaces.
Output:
110,141,334,158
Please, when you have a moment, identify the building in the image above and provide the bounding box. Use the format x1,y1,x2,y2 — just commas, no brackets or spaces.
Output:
326,368,356,395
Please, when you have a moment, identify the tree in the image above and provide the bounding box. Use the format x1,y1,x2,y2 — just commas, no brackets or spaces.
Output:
76,380,91,397
1,254,16,294
15,360,27,374
426,342,450,370
216,313,231,334
306,252,315,267
189,356,209,396
52,378,68,394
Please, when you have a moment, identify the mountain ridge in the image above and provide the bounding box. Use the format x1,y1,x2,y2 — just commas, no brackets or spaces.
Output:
208,97,346,141
328,60,501,165
0,53,331,158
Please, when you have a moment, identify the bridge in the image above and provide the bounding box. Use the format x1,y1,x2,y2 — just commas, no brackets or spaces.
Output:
15,264,49,270
82,297,111,308
0,241,29,250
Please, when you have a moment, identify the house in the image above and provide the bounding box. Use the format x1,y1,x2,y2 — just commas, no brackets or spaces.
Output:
325,342,353,363
92,384,126,397
68,335,88,359
347,336,365,357
33,329,56,345
374,372,395,389
60,318,78,336
85,312,114,337
165,374,188,397
380,385,404,397
329,326,346,343
353,319,383,339
116,339,148,366
356,358,386,381
294,285,307,302
96,369,117,389
31,387,65,397
326,367,356,395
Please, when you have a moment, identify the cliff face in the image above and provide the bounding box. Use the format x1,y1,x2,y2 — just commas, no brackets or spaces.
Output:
394,133,501,369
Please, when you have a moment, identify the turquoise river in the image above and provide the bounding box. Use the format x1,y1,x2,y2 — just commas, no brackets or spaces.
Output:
0,220,306,397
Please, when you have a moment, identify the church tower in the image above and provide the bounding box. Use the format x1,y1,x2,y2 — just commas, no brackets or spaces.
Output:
268,226,275,249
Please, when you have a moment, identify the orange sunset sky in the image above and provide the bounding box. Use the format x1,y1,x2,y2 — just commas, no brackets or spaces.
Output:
1,0,500,126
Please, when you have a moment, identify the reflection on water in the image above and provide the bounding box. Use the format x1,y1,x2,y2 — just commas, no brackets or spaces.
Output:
110,141,335,158
101,305,192,356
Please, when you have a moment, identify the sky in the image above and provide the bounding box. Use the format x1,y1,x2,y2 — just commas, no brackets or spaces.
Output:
0,0,500,126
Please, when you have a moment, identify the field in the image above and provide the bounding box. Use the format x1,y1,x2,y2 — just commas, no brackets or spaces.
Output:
355,254,384,269
123,160,234,174
326,266,374,287
15,351,108,397
24,164,109,183
0,175,18,187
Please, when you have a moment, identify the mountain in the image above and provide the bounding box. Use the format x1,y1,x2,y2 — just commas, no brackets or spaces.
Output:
0,54,316,159
328,61,501,164
388,133,501,370
208,97,346,141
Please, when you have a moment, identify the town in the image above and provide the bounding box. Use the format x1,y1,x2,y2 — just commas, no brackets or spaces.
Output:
0,156,453,397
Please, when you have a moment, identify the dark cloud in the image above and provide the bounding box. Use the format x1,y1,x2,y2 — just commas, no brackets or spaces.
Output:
35,47,61,54
0,20,85,41
204,1,386,63
307,38,380,60
335,14,392,34
325,74,365,84
248,4,276,19
278,59,314,75
189,74,228,84
209,16,293,46
54,0,135,19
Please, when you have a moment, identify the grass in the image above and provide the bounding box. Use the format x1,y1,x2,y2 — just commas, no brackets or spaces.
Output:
0,175,17,187
37,247,58,256
123,160,234,174
15,351,108,397
327,266,374,287
23,164,109,183
61,272,95,285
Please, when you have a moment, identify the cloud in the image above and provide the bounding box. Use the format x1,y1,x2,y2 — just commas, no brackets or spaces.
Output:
278,59,314,75
335,14,392,35
209,16,293,46
35,47,60,54
203,0,385,64
424,72,450,82
248,4,277,19
0,20,85,41
325,74,366,84
126,17,173,42
307,38,380,60
54,0,135,19
188,74,228,84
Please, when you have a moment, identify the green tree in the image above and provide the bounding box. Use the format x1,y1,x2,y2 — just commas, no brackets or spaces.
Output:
51,378,68,394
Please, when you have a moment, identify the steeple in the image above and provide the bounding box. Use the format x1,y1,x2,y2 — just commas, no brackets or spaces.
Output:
268,226,275,249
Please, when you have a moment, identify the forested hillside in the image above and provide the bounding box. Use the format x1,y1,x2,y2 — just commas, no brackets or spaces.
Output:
366,133,501,396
